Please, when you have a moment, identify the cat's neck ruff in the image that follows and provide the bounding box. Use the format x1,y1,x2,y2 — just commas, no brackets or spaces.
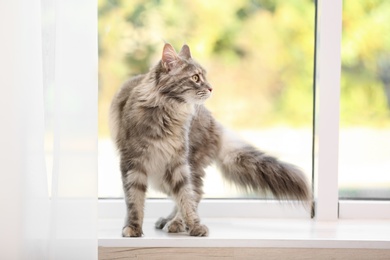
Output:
137,77,196,118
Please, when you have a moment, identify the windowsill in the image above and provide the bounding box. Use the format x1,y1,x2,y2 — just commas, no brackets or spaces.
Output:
99,218,390,249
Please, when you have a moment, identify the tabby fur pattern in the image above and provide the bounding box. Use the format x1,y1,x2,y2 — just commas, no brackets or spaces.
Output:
109,43,310,237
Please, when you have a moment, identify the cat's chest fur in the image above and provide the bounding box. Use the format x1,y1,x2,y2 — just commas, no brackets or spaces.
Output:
145,137,184,193
137,104,194,193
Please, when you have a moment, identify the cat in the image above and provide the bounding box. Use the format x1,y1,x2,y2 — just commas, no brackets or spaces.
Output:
109,43,311,237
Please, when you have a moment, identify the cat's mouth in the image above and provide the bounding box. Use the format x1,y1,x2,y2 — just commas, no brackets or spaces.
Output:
195,90,212,102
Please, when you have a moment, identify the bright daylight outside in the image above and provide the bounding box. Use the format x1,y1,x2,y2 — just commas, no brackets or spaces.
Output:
339,1,390,199
98,0,390,200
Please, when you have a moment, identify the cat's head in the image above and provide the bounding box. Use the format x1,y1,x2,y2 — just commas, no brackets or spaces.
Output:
155,43,213,104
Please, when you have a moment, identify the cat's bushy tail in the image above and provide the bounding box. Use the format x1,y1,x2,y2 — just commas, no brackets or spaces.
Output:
215,128,311,203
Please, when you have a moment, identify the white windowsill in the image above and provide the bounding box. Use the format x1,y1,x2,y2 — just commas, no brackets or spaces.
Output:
99,218,390,249
98,200,390,249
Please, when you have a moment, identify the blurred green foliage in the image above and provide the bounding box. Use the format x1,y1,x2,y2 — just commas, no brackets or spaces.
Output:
98,0,390,136
341,0,390,126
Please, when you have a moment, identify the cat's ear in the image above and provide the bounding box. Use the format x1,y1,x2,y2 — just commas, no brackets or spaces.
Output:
179,44,192,60
162,43,179,71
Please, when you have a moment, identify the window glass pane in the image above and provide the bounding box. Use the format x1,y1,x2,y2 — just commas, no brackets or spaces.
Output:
98,0,315,198
339,1,390,199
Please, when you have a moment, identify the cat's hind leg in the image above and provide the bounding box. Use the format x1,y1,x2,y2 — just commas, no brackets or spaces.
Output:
154,206,178,230
162,211,187,233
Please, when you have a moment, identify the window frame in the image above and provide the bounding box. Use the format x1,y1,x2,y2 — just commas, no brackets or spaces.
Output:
98,0,390,221
315,0,390,219
313,0,342,220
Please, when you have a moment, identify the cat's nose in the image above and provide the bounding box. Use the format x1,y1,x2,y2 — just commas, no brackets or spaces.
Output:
208,87,213,92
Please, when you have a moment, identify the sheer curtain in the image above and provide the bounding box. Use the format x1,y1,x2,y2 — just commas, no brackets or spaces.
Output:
0,1,97,259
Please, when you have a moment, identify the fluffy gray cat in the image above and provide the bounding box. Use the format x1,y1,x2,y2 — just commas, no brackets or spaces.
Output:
109,43,310,237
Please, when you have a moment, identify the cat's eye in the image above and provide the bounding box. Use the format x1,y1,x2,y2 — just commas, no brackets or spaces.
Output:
192,74,200,82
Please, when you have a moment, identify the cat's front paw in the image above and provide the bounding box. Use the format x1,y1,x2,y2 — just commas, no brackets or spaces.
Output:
122,225,143,237
163,219,186,233
189,224,209,237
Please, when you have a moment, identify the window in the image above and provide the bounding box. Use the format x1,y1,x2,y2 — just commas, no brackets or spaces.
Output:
98,0,315,200
98,0,390,221
339,1,390,200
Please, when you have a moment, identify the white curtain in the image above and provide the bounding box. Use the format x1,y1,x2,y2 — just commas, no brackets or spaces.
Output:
0,1,98,259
